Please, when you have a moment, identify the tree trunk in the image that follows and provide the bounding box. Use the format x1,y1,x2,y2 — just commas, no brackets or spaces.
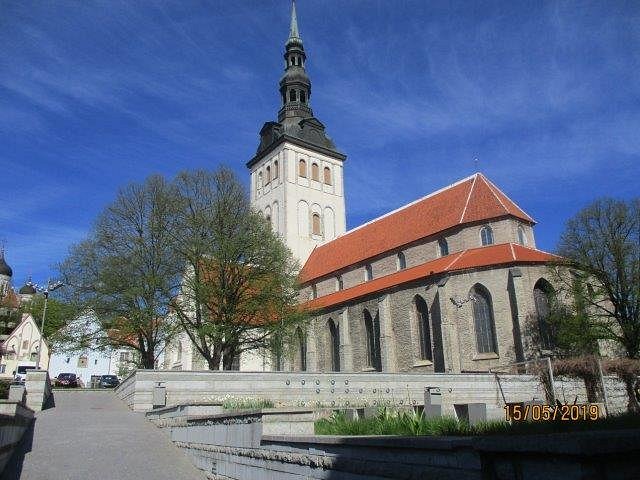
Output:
623,376,640,412
207,350,222,370
141,348,155,369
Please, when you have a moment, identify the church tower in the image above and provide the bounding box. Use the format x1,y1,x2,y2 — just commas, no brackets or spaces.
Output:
247,1,346,266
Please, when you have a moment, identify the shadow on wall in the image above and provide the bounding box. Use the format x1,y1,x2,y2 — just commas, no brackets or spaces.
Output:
1,419,35,480
42,392,55,410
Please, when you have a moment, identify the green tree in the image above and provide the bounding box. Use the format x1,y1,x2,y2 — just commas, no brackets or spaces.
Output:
60,175,182,369
556,198,640,358
169,168,306,370
18,295,79,351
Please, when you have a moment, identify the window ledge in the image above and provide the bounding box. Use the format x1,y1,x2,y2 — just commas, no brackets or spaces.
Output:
412,360,433,368
361,367,377,372
472,353,499,361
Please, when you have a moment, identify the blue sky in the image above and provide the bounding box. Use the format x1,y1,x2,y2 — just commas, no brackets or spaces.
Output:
1,0,639,286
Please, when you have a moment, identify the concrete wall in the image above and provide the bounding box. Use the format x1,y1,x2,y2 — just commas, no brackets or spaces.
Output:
25,370,51,412
0,400,34,474
151,404,640,480
114,369,628,414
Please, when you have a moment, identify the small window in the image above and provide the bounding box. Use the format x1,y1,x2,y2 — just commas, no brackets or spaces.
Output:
365,264,373,281
94,359,98,365
300,91,306,103
265,215,271,225
312,213,321,236
311,163,319,181
397,251,406,270
438,238,449,257
289,89,296,102
323,166,332,185
311,284,317,299
517,226,527,246
336,276,343,291
299,159,307,177
65,357,70,364
273,160,279,179
480,226,494,246
258,172,263,188
78,354,88,368
265,166,271,184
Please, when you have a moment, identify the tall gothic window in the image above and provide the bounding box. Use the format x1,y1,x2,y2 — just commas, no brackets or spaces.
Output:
364,309,382,371
323,166,332,184
534,279,555,350
365,264,373,281
299,159,307,177
336,275,343,291
414,295,432,361
471,284,498,354
312,213,321,236
258,171,263,188
300,91,306,103
265,166,271,184
328,319,340,371
289,89,297,102
273,160,279,179
397,251,407,270
438,238,449,257
311,163,320,181
480,226,494,246
297,327,307,371
517,225,527,246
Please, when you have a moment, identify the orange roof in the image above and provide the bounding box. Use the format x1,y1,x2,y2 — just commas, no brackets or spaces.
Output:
303,243,561,311
300,173,534,283
0,288,20,309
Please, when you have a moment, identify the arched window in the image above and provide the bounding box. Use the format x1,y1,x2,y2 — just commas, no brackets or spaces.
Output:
265,166,271,184
273,160,279,179
300,90,306,103
364,310,382,371
299,159,307,177
534,279,555,350
311,163,320,181
438,238,449,257
265,215,271,225
258,171,263,188
517,225,527,246
471,284,498,354
480,226,494,246
289,89,296,102
323,166,332,184
297,327,307,372
312,213,321,236
176,341,182,362
336,275,343,291
397,251,406,270
414,295,432,361
328,319,340,371
365,264,373,281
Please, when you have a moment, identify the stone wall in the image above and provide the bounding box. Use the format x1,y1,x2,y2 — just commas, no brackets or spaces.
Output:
114,369,628,414
149,404,640,480
25,370,52,412
0,400,34,474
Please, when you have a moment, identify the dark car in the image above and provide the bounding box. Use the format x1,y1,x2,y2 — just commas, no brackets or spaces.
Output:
99,375,119,388
56,373,78,388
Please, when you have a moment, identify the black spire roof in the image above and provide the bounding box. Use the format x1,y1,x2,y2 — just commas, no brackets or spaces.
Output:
19,277,36,295
248,1,345,168
0,249,12,277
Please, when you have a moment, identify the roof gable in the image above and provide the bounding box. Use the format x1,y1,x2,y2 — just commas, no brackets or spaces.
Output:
300,173,534,283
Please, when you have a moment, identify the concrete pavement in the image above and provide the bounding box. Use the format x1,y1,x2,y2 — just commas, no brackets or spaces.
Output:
2,390,205,480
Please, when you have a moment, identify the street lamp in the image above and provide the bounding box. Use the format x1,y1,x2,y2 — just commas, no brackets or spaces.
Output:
28,279,64,370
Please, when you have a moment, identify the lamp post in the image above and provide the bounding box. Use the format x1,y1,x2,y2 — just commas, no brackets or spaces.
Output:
30,279,63,370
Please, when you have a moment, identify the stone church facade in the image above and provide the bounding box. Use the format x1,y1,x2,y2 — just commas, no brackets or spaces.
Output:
165,3,561,374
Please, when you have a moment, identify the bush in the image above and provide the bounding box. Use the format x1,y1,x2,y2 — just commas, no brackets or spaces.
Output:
0,380,10,400
221,397,274,410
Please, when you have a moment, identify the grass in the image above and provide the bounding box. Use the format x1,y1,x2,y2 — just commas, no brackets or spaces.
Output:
221,397,274,410
314,408,640,437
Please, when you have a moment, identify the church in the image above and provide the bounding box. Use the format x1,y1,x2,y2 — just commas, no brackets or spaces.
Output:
164,3,560,374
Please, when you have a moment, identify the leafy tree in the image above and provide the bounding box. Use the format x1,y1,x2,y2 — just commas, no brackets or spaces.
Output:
556,198,639,358
60,175,182,369
169,168,306,370
18,295,79,351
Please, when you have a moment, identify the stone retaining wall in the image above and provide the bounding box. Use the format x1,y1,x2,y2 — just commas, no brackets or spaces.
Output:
25,370,52,412
115,369,628,415
0,400,34,474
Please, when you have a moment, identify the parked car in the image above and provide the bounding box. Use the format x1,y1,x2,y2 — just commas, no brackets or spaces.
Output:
99,375,119,388
55,373,79,388
13,365,37,384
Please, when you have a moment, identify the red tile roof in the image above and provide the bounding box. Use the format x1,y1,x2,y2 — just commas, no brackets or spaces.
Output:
300,173,535,283
303,243,561,311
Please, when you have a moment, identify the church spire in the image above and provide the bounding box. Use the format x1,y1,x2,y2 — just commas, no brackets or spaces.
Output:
288,0,300,43
279,0,312,122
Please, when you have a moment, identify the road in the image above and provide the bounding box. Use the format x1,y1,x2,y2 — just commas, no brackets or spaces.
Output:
2,390,205,480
